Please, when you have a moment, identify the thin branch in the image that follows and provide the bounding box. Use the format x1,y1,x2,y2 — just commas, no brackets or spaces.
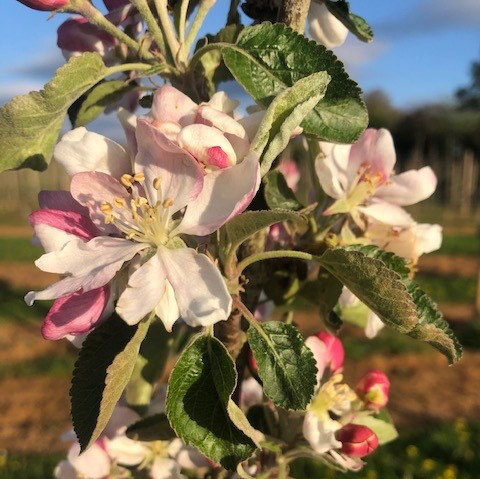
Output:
278,0,312,33
184,0,216,57
154,0,181,63
130,0,167,56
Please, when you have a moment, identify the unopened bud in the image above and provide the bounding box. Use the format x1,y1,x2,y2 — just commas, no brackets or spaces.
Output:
17,0,68,11
336,424,379,458
356,370,390,411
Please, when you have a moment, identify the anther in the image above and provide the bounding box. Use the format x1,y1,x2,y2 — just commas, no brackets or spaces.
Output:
153,178,162,190
163,198,174,208
133,172,145,182
136,197,148,207
121,174,133,188
114,197,126,208
100,202,113,214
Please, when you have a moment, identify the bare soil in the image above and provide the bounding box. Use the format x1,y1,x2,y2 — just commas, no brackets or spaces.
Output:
0,262,58,290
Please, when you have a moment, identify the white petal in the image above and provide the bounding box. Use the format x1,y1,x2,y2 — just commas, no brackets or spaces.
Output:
375,166,437,206
316,143,351,199
305,336,328,384
177,153,260,236
308,2,348,48
413,223,442,256
159,247,231,327
118,107,138,157
167,439,209,469
207,91,239,114
150,457,185,479
67,442,111,479
359,202,414,227
105,435,149,466
32,224,81,253
302,411,342,454
116,252,166,325
54,128,131,179
155,279,180,332
365,311,385,339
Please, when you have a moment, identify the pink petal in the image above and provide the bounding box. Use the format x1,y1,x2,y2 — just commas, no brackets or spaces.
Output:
29,209,98,242
359,201,414,227
151,85,197,126
38,190,89,216
70,171,130,234
177,152,260,236
135,119,204,212
41,286,109,340
177,124,237,167
374,166,437,206
348,128,396,185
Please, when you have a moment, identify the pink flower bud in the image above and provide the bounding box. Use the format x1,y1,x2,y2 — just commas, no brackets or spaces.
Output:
315,332,344,372
17,0,68,11
249,350,258,375
356,370,390,411
104,0,129,10
336,424,379,458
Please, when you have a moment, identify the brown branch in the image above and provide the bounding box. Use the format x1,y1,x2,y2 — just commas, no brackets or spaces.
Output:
278,0,312,33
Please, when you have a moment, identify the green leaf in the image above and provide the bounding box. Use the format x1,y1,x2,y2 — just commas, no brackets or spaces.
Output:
247,321,317,410
69,80,135,128
125,321,172,411
166,334,256,470
198,24,242,96
251,72,330,175
264,170,303,211
222,22,368,143
126,414,176,442
321,245,462,363
0,53,107,172
226,209,306,254
319,247,418,333
70,314,151,451
323,0,374,42
353,414,398,445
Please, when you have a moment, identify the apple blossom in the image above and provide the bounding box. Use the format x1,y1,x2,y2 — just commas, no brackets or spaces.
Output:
336,424,379,458
307,1,349,49
25,87,260,334
316,128,437,228
240,377,264,410
306,332,344,383
356,370,390,411
17,0,68,11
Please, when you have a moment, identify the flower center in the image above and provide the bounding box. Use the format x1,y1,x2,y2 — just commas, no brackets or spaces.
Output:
310,374,357,420
100,173,174,247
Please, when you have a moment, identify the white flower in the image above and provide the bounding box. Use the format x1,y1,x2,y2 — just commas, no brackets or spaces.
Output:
308,1,349,49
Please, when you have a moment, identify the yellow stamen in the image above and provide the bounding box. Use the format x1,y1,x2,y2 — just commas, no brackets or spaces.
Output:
100,202,113,214
114,197,126,208
163,198,174,208
133,172,145,182
153,177,162,190
121,174,133,188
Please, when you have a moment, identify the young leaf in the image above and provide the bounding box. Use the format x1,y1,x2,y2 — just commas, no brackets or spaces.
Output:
70,314,151,451
126,414,176,442
353,414,398,445
166,334,256,470
0,53,107,172
319,248,418,333
247,321,317,410
320,245,463,363
323,0,374,42
226,209,306,254
264,170,303,211
69,80,135,128
251,72,330,176
222,22,368,143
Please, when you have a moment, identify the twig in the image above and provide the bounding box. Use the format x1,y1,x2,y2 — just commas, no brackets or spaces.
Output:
278,0,312,33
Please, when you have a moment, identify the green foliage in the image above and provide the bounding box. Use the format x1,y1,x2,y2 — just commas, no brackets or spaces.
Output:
436,233,480,256
0,237,42,263
222,22,368,143
264,170,303,211
0,354,74,380
70,314,151,451
125,321,172,411
166,334,256,470
251,72,331,175
247,321,317,410
126,414,176,442
68,80,135,128
353,411,398,445
226,209,306,254
323,0,374,42
319,245,462,363
0,53,107,172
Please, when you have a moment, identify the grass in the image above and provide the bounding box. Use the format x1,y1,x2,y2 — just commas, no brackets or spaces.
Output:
0,355,74,380
291,419,480,479
0,283,50,322
0,236,41,262
415,275,477,303
0,453,64,479
434,234,480,256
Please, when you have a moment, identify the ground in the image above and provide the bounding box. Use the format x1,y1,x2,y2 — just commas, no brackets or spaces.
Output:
0,221,478,478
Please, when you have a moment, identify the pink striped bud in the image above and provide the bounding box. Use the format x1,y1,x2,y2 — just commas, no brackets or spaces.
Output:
17,0,68,11
336,424,379,458
249,350,258,375
356,370,390,411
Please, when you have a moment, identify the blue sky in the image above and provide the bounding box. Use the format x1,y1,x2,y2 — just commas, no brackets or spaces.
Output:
1,0,479,111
